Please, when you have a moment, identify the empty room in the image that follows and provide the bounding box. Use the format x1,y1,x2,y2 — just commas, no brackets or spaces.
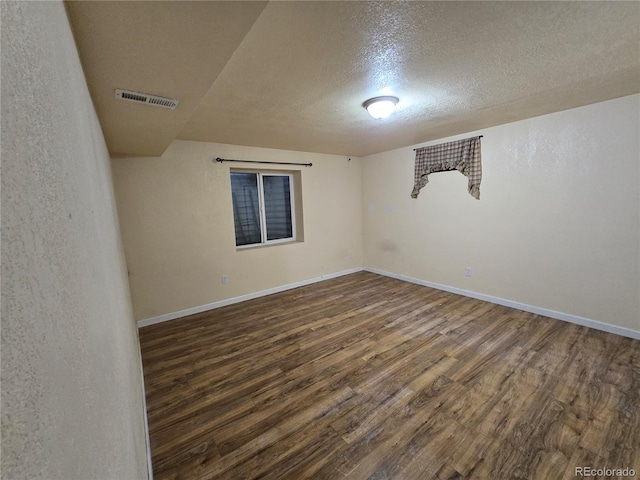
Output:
2,1,639,479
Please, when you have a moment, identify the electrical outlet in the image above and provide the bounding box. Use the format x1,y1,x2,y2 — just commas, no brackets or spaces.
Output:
222,275,228,284
348,250,353,259
465,267,472,277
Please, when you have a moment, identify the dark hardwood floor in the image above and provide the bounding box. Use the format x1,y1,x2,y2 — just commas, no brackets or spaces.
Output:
139,272,640,479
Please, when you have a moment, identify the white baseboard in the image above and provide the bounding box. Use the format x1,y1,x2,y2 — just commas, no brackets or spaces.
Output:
365,267,640,340
137,265,639,340
137,267,364,328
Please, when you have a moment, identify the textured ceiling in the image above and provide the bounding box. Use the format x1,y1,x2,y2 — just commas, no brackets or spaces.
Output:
66,1,640,158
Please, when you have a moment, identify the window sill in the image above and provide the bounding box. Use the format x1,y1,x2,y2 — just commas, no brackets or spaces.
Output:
236,239,302,251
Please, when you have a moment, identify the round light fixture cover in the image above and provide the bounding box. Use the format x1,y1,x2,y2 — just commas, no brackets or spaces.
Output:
363,96,399,119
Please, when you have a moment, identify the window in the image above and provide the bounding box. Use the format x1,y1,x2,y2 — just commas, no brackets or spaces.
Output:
230,172,295,247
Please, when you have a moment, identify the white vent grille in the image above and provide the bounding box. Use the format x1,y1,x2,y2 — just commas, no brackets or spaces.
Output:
115,89,178,110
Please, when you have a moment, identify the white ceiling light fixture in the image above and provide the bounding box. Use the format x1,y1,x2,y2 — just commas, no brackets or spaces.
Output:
363,96,399,119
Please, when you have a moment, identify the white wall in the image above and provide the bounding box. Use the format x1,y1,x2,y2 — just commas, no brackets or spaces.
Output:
363,95,640,334
113,97,639,336
1,2,149,478
112,140,363,321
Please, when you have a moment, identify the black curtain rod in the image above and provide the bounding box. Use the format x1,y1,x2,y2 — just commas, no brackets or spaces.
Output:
215,157,312,167
413,135,483,151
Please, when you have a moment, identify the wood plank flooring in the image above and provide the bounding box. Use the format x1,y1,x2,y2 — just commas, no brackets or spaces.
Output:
139,272,640,480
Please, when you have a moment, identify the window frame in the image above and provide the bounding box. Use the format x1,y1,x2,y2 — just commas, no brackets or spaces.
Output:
231,171,296,249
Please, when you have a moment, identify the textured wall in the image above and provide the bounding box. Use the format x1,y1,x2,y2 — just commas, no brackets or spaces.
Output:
112,140,363,321
363,95,640,333
1,2,149,479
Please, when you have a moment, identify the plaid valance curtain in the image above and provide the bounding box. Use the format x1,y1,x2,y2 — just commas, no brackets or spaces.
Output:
410,136,482,200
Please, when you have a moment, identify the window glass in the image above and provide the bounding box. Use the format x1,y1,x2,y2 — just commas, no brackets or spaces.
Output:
230,171,296,247
263,175,293,241
230,173,261,246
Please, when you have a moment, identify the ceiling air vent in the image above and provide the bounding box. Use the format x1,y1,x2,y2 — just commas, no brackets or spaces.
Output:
115,89,179,110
